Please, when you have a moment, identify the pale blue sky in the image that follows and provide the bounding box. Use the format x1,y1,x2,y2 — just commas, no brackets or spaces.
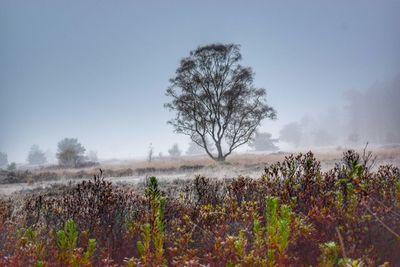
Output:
1,0,399,162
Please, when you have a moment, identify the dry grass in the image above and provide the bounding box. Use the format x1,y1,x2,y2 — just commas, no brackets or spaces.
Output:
97,146,400,171
3,147,399,186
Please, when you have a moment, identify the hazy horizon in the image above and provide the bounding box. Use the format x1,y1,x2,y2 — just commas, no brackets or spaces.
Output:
1,0,399,163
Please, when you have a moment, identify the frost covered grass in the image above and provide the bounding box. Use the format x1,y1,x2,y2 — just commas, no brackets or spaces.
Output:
1,146,399,187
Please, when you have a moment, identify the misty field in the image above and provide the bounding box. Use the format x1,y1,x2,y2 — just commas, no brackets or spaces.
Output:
0,147,399,266
1,146,400,195
2,0,400,266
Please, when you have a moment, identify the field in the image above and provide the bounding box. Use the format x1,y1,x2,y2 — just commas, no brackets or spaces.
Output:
1,147,399,196
0,147,400,266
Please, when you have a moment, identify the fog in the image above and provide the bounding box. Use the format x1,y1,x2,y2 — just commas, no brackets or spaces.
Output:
279,75,400,149
346,76,400,145
0,1,399,163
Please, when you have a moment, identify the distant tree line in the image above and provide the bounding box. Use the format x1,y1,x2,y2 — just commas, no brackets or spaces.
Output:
249,131,279,152
0,138,101,170
0,152,8,168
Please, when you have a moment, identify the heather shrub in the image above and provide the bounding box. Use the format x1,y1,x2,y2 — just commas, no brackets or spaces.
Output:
0,151,399,265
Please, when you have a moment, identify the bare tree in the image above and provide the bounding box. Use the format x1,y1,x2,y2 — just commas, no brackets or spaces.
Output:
165,43,276,161
147,143,154,162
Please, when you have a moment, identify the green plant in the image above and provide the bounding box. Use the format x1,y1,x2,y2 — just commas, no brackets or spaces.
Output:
135,176,167,266
57,219,79,263
57,219,79,254
234,230,247,259
57,219,97,266
136,223,151,265
319,241,363,267
336,150,364,212
319,241,340,267
266,196,292,264
81,239,97,266
338,258,363,267
253,218,264,255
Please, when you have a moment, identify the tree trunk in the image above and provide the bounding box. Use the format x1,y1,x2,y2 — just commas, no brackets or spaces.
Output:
215,142,225,162
216,156,226,162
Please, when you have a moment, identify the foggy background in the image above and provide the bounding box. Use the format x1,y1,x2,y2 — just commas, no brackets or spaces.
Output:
1,0,399,163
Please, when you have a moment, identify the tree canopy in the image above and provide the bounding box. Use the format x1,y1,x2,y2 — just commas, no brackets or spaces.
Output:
56,138,86,168
166,43,276,161
249,132,279,152
0,152,8,168
168,143,182,158
27,144,47,165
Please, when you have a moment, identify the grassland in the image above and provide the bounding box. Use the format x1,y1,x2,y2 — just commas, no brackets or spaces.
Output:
0,147,399,266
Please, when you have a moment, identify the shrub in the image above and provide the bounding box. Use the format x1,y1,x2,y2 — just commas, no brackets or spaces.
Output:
0,151,399,265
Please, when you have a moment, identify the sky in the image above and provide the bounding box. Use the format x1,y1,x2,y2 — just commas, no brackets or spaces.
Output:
1,0,399,163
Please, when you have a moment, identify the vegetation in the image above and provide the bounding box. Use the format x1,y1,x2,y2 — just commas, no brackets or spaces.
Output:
7,162,16,171
147,143,154,162
27,145,47,165
168,143,182,158
165,43,276,162
56,138,86,168
0,150,399,266
0,152,7,168
249,132,279,152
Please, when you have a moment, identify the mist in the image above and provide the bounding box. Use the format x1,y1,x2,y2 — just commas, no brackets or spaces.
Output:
1,0,399,163
1,2,400,264
346,75,400,145
279,75,400,149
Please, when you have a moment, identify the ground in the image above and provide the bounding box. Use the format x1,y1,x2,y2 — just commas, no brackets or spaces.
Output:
1,146,399,197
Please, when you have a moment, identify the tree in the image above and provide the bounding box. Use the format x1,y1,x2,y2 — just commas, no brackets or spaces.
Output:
249,132,279,151
168,143,182,157
165,43,276,161
0,152,8,168
279,122,303,147
56,138,86,168
27,144,47,165
7,162,16,171
147,143,154,162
